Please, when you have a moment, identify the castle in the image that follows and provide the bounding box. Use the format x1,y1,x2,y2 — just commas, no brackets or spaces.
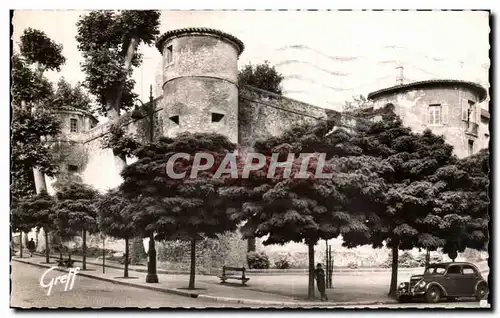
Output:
33,28,490,268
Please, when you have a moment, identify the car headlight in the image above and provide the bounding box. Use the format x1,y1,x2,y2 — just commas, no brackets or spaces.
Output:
399,283,406,288
418,281,426,288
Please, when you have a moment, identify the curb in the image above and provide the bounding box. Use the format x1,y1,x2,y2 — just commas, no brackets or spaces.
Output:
12,258,398,307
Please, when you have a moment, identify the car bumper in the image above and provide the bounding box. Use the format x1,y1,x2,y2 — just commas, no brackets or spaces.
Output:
397,289,426,298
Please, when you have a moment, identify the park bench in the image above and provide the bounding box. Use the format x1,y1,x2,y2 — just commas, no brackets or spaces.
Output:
218,266,250,285
57,259,75,268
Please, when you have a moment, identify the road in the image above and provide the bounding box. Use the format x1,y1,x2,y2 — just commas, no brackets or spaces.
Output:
10,261,487,309
10,261,249,308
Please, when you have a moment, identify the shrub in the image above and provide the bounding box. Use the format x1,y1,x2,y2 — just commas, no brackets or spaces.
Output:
247,251,270,269
274,255,290,269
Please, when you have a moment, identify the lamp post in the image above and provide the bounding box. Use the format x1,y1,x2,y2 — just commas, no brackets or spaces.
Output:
131,85,158,283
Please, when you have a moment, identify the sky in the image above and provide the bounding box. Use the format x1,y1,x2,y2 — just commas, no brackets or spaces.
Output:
12,10,490,114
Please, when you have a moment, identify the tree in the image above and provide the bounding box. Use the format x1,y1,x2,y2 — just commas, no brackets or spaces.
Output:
11,54,61,199
53,78,94,112
75,10,160,119
76,10,160,266
429,149,490,260
20,191,56,263
53,182,99,269
228,110,390,299
17,28,66,195
238,61,284,95
120,133,240,289
343,95,368,112
96,188,138,278
11,196,36,258
350,105,457,296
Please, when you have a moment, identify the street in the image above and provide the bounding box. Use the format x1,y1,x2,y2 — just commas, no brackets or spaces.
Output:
10,261,249,308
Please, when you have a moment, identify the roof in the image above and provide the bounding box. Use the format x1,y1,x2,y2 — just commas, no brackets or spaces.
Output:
54,106,98,123
156,27,245,56
367,79,488,103
428,262,479,267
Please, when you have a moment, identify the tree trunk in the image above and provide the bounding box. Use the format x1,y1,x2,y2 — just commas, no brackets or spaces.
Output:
247,237,256,252
388,245,399,297
124,237,129,278
82,230,87,270
130,237,146,265
114,37,139,112
19,232,23,258
188,237,196,290
425,249,430,267
307,241,315,300
44,230,50,263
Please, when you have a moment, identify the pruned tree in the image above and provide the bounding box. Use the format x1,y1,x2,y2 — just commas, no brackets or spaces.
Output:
96,188,138,278
238,61,284,95
11,196,36,258
20,191,56,263
350,104,457,297
120,132,240,289
53,182,99,269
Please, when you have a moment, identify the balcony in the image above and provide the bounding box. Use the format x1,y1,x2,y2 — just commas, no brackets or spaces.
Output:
465,122,479,136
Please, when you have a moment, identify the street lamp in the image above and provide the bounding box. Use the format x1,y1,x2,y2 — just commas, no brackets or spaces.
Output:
131,85,158,283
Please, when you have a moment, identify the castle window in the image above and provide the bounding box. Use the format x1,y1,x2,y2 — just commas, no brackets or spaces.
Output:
468,140,474,156
68,165,78,173
169,115,179,125
70,118,78,132
463,100,476,121
211,113,225,123
166,45,173,64
427,104,442,125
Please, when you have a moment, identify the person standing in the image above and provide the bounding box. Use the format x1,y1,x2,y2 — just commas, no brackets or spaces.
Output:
314,263,328,301
27,238,36,257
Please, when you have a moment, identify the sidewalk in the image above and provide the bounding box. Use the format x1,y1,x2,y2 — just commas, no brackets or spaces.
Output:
12,255,397,307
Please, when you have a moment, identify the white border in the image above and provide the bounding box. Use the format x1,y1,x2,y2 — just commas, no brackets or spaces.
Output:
2,1,498,317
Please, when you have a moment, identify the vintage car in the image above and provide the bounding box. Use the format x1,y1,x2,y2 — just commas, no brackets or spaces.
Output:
397,262,488,303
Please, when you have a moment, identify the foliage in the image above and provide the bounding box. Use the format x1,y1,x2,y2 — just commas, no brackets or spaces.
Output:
11,197,36,233
347,262,359,269
120,132,239,288
20,191,56,233
274,254,290,269
53,182,99,240
19,28,66,71
53,77,94,112
238,61,284,95
247,251,270,269
96,188,138,240
101,123,141,159
11,28,65,198
75,10,161,117
343,95,368,112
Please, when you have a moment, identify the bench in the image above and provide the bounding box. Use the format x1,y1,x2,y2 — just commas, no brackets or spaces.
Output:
57,259,75,268
219,266,250,285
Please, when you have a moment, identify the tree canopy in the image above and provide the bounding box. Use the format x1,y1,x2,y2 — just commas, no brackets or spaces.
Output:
75,10,161,118
53,77,94,112
238,61,284,95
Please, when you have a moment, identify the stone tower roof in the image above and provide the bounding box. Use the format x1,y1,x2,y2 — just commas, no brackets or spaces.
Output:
155,27,245,56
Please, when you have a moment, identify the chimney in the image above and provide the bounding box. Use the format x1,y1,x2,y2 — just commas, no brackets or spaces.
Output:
396,65,404,85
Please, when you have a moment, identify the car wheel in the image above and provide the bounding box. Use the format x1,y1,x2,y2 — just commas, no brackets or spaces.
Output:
475,284,488,301
425,286,441,303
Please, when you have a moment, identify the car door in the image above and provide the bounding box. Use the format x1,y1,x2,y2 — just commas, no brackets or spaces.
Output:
460,265,479,296
442,265,462,296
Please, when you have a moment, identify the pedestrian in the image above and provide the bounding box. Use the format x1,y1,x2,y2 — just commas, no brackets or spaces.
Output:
27,238,36,257
314,263,328,301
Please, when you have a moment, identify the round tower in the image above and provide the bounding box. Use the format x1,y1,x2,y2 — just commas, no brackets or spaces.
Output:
156,27,245,143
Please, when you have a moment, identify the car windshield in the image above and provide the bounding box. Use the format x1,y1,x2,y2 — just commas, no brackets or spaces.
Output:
425,265,446,275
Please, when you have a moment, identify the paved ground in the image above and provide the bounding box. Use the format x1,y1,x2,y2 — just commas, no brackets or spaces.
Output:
11,255,490,309
10,261,251,308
